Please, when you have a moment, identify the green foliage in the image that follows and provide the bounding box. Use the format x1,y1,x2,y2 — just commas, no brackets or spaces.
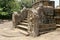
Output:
21,0,32,8
0,0,33,19
0,0,20,12
0,8,3,11
0,0,20,19
0,12,8,15
10,0,21,12
0,12,12,19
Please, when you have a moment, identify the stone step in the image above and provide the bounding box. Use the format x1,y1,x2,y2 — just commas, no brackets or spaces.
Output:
22,20,28,23
17,25,28,29
20,22,28,26
56,24,60,26
18,28,29,36
24,18,27,20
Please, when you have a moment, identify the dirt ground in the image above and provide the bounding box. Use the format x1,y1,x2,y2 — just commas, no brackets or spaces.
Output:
0,20,60,40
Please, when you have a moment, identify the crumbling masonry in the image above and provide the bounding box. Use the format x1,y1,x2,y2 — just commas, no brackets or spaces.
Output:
12,0,56,37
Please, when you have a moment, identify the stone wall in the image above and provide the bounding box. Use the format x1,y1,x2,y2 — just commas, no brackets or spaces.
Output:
54,9,60,24
32,1,54,9
39,24,56,31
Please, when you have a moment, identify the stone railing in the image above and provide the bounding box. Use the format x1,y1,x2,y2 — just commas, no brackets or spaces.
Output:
12,8,28,28
27,8,40,37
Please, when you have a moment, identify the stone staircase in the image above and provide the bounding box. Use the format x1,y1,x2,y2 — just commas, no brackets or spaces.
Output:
16,18,29,36
12,0,56,37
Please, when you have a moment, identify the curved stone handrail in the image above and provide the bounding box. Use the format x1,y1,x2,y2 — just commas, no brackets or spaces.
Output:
27,8,40,37
12,8,28,28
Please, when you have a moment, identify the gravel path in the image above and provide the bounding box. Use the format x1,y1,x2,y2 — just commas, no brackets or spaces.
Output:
0,20,60,40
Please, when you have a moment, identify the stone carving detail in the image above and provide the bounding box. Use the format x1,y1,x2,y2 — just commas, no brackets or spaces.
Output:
28,8,40,37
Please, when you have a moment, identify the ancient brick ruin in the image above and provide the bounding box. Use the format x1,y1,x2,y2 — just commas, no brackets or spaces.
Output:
12,0,56,37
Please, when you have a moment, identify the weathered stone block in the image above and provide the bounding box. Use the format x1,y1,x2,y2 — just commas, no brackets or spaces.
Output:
39,24,56,33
